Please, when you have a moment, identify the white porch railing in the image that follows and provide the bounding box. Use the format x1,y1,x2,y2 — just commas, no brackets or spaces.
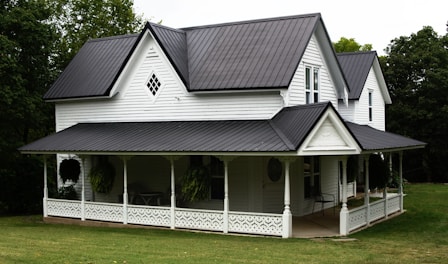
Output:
347,193,402,232
45,199,283,236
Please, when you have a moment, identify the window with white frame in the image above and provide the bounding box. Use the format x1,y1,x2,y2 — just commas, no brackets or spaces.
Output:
368,91,373,122
305,66,320,104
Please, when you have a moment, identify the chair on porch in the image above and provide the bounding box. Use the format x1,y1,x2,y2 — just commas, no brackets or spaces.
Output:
312,186,336,215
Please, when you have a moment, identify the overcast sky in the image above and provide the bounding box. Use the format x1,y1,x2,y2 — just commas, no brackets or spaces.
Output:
133,0,447,55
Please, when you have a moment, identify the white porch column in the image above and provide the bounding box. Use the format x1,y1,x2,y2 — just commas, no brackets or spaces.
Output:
384,153,392,219
217,156,234,234
340,156,349,236
399,151,404,212
168,156,179,229
43,155,48,217
121,156,131,225
79,156,86,221
282,158,292,238
364,155,370,226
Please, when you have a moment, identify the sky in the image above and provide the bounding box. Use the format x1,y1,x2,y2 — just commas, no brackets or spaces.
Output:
133,0,447,55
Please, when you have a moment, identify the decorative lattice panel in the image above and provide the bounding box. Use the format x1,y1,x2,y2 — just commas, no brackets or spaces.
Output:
228,212,283,236
84,202,123,222
47,199,81,218
175,209,223,231
127,205,171,227
369,200,386,222
348,206,368,232
387,195,400,215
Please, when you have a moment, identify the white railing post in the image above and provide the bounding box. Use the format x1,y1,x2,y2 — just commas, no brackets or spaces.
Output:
399,151,404,212
282,158,292,238
79,155,86,221
340,156,349,236
169,156,178,229
364,155,371,226
43,155,48,217
121,156,130,225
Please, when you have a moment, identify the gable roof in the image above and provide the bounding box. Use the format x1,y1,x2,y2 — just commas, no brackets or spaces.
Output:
44,34,140,100
336,51,377,100
44,13,339,100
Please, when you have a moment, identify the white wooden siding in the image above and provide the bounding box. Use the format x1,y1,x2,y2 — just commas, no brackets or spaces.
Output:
287,35,338,108
354,68,386,131
55,32,283,131
337,101,355,122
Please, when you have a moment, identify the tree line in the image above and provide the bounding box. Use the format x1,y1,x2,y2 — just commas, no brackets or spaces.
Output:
1,0,447,214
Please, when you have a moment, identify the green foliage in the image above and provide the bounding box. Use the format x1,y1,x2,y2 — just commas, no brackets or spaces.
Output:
333,37,373,53
55,185,77,200
382,26,448,182
89,158,115,194
59,158,80,184
181,165,211,203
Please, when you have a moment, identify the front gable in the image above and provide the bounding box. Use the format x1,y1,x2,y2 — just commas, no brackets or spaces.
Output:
298,107,361,156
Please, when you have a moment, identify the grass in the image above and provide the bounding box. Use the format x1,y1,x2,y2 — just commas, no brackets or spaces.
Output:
0,184,447,263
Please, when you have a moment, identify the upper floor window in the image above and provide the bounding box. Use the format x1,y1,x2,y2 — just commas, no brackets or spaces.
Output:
305,66,320,104
368,91,373,122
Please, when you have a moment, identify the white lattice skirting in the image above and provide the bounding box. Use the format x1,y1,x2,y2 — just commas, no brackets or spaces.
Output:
45,199,283,236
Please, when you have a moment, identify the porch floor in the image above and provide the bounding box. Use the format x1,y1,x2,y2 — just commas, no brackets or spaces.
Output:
293,208,340,238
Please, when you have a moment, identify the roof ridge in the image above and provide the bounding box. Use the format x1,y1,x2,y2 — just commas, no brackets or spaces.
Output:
336,51,377,56
181,13,321,31
87,33,139,43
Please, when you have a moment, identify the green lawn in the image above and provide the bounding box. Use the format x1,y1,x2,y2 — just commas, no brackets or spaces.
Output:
1,184,447,263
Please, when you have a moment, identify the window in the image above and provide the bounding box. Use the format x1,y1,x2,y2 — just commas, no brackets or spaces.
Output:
305,66,319,104
304,156,320,199
146,73,161,96
368,91,373,122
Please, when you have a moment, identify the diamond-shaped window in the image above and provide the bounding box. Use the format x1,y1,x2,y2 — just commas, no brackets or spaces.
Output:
146,73,161,96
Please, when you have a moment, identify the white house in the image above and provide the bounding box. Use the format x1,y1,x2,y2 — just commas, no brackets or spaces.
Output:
20,13,425,238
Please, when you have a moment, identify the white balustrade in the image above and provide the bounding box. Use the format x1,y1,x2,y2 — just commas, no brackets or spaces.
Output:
128,205,171,227
348,205,368,232
175,208,224,231
387,194,400,214
84,202,123,222
229,211,283,236
47,199,81,218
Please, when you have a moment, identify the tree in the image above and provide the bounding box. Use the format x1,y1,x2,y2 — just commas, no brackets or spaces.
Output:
333,37,372,53
0,0,143,214
51,0,144,69
381,26,448,182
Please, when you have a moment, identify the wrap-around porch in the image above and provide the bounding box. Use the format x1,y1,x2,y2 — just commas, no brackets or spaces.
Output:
41,153,406,238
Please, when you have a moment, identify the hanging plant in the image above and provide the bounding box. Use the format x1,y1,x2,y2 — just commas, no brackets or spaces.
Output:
59,158,80,184
181,165,211,202
89,158,115,194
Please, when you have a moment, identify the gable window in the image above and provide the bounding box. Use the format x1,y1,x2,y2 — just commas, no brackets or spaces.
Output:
368,91,373,122
146,73,161,96
304,156,320,199
305,66,320,104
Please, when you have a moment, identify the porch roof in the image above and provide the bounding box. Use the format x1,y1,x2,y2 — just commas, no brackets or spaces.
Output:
346,122,426,151
19,102,425,155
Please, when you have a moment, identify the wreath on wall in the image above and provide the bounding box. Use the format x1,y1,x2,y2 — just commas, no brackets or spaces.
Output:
59,158,81,184
89,157,115,194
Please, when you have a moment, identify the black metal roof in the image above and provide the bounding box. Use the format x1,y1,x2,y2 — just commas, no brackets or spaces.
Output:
19,103,331,154
346,122,426,151
43,34,140,100
336,51,377,100
43,14,322,99
19,102,425,154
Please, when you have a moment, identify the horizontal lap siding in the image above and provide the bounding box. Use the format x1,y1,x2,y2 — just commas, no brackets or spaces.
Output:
288,35,338,108
355,68,386,131
56,35,283,131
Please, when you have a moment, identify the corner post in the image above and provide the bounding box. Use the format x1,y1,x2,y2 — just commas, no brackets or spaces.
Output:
364,155,371,226
43,155,49,217
121,156,131,224
281,157,293,238
79,155,86,221
340,156,349,236
399,151,404,212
